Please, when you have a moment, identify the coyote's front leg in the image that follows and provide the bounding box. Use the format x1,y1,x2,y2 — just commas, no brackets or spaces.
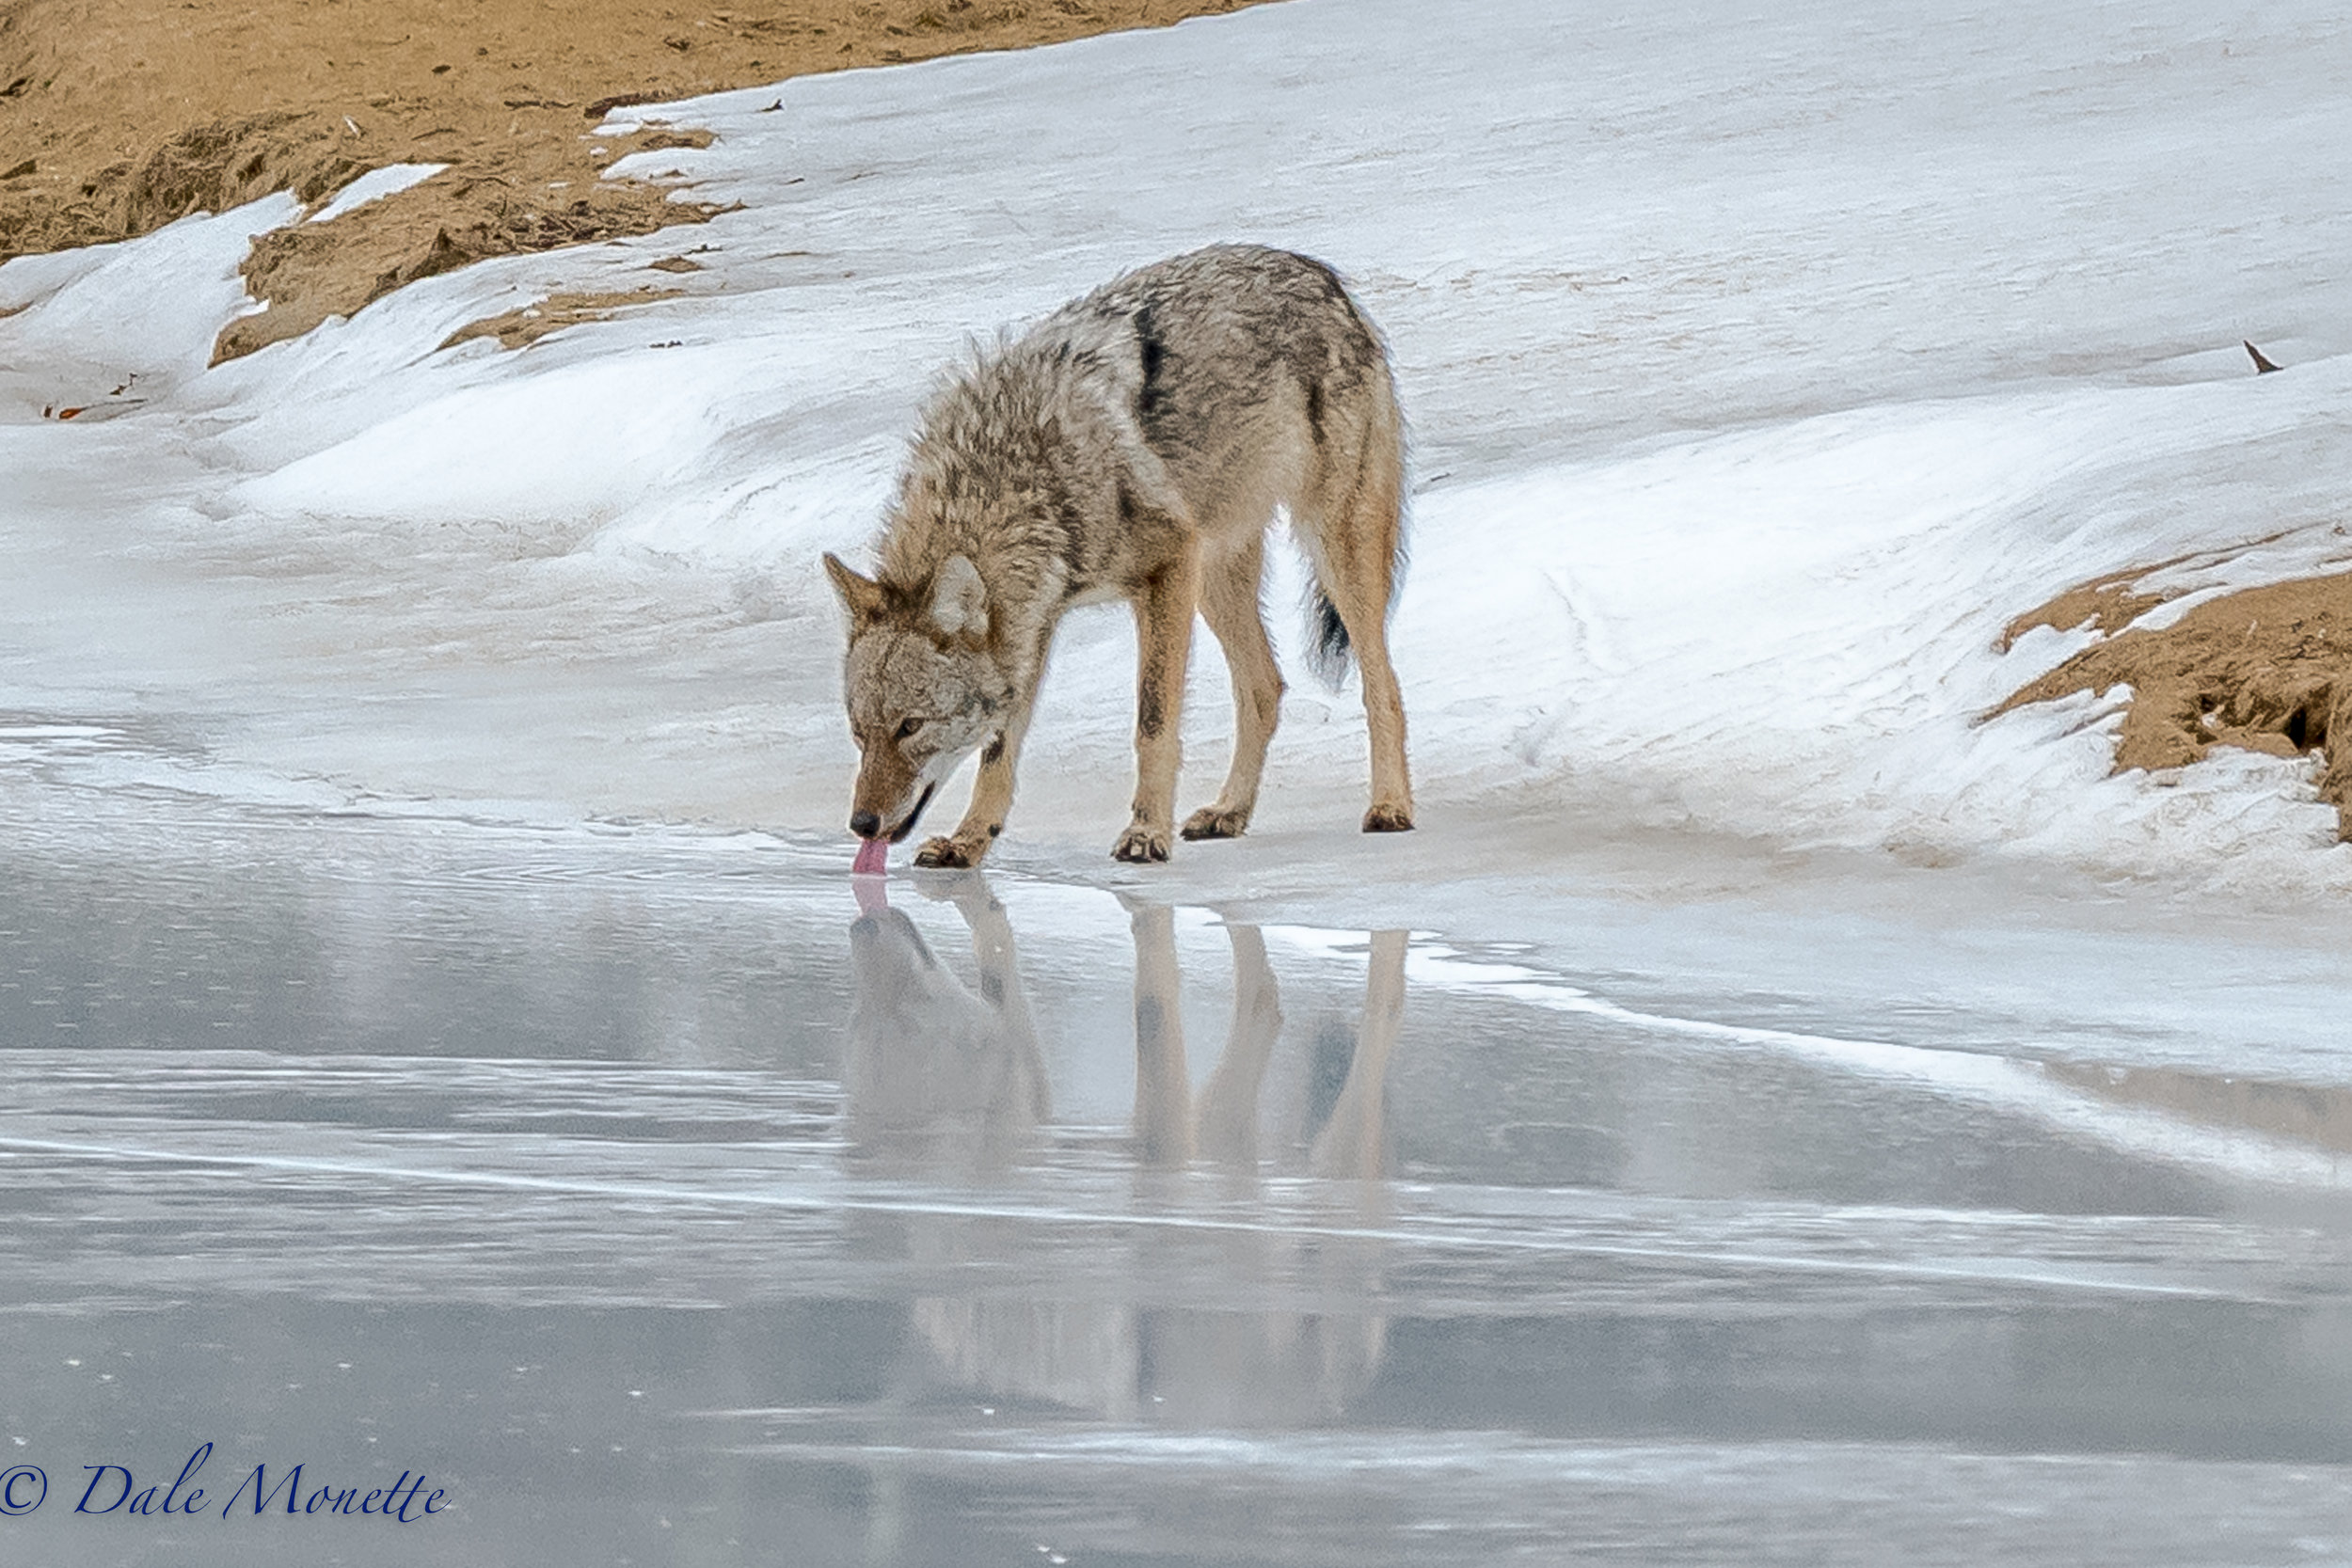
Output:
1113,553,1200,863
914,701,1035,869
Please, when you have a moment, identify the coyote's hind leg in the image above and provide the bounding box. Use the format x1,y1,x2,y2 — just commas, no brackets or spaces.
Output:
1316,454,1414,833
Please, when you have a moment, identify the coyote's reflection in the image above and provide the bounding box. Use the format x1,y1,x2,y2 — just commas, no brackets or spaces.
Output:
843,876,1406,1424
843,878,1049,1173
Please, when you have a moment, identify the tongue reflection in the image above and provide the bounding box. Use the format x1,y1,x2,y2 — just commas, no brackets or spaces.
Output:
851,837,888,876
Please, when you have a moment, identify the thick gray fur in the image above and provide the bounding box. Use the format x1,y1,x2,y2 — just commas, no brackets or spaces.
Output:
826,243,1416,866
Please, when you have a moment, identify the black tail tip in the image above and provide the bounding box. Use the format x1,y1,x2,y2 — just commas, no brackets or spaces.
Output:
1306,592,1352,689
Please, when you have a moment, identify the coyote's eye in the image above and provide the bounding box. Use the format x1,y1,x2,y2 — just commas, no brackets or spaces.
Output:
895,718,925,742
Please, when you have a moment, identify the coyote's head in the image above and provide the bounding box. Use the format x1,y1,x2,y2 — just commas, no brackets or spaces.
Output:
824,551,1014,844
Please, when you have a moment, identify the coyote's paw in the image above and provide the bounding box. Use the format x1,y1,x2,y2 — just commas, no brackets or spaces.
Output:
1111,825,1171,863
1361,802,1415,833
1180,804,1251,841
914,834,987,869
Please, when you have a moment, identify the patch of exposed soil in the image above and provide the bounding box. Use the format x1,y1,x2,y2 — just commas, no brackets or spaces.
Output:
1994,564,2180,653
1996,567,2352,836
438,284,684,351
0,0,1268,360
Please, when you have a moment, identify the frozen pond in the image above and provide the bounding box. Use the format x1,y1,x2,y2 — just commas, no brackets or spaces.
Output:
10,0,2352,1557
7,721,2352,1565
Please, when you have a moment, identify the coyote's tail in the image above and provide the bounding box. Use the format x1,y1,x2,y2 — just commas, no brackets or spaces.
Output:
1299,283,1408,693
1305,590,1353,689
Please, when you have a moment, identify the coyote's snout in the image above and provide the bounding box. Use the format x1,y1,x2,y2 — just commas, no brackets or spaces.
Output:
826,244,1415,867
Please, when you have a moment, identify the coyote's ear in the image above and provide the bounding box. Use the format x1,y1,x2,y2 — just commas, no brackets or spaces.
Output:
930,554,990,641
823,552,885,625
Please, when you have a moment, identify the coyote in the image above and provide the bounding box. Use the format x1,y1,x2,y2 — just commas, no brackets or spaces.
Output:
824,244,1414,866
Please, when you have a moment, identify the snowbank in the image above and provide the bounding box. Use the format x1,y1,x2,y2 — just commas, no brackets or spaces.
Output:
5,0,2352,895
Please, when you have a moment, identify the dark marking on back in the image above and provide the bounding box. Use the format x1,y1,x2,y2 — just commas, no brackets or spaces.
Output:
1135,304,1167,425
1305,378,1326,448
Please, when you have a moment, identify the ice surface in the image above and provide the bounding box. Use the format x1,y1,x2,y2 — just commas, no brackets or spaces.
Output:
8,734,2352,1563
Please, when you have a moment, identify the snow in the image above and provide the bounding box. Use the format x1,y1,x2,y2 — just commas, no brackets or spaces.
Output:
5,0,2352,904
0,196,295,408
304,161,449,223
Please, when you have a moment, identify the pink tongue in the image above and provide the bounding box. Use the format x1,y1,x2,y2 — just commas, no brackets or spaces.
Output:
851,837,888,876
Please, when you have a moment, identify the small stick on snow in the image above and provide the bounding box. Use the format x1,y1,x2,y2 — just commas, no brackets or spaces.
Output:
2245,340,2283,374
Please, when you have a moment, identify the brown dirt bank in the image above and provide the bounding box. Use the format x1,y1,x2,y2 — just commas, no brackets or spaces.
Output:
0,0,1266,360
1997,566,2352,837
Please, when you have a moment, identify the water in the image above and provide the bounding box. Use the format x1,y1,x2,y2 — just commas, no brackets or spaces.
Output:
7,721,2352,1565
